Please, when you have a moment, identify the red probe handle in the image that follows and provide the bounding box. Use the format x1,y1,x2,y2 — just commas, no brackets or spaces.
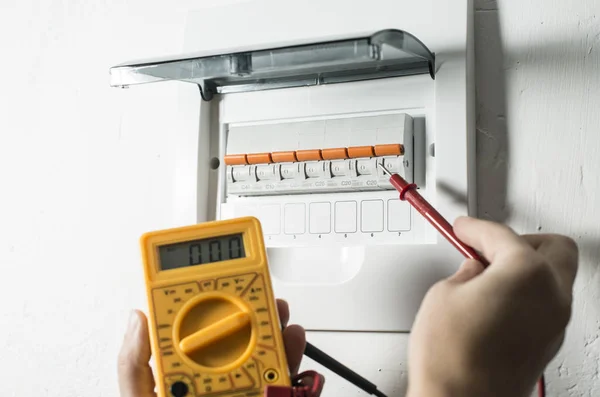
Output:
390,174,489,267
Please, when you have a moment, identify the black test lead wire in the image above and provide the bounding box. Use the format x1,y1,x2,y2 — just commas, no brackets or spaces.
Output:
303,341,388,397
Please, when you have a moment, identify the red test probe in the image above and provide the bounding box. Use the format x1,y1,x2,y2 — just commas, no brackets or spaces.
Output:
378,163,488,266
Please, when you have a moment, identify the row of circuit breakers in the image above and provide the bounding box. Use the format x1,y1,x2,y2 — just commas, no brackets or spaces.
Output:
224,113,421,197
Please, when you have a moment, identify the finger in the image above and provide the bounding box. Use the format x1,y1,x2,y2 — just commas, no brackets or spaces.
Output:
522,234,579,292
283,324,306,376
447,259,485,283
276,299,290,328
454,216,529,263
314,373,325,397
118,310,156,397
297,372,326,397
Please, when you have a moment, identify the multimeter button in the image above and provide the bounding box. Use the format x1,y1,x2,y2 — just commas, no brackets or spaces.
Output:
230,367,254,389
202,374,232,394
170,381,189,397
254,346,280,370
200,279,215,291
217,273,256,296
242,359,261,384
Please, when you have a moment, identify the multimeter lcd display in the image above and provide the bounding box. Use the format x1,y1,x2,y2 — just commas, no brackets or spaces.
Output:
158,233,246,270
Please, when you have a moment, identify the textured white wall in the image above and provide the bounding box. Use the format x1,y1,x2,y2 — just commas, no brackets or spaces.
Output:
0,0,597,396
475,1,600,395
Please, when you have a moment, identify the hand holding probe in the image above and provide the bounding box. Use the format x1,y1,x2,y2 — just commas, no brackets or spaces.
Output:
377,163,547,397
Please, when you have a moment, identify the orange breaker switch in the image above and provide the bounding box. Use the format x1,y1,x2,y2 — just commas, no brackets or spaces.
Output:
321,148,348,160
224,154,248,165
246,153,273,164
374,144,404,156
347,146,375,158
271,151,297,163
296,149,322,162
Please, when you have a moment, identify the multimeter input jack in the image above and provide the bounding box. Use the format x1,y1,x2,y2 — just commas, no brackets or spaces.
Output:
264,368,279,383
170,381,189,397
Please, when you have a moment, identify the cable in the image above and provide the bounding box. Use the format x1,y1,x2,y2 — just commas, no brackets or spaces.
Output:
304,342,388,397
538,374,546,397
303,340,544,397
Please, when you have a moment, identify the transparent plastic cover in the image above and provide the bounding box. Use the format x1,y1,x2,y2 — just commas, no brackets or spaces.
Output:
109,29,435,100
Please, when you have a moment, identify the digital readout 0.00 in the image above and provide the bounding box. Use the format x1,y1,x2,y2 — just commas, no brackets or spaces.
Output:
158,233,246,270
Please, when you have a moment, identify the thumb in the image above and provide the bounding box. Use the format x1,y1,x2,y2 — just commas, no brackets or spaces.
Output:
447,259,485,283
118,310,156,397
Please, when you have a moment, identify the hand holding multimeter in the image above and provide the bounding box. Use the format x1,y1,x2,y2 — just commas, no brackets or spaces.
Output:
118,180,578,397
120,216,385,397
131,217,325,397
119,301,312,397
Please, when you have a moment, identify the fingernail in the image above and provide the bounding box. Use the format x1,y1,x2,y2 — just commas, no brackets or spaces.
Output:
126,310,140,336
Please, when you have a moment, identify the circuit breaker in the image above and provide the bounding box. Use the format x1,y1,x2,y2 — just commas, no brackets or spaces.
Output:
110,0,475,332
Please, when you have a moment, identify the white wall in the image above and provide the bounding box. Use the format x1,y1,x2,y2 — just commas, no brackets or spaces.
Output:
475,1,600,395
0,0,598,396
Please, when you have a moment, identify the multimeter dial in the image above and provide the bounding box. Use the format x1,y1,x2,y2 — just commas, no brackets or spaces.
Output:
152,273,283,395
173,291,255,371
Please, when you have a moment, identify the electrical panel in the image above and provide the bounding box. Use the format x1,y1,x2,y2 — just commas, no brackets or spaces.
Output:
110,0,475,333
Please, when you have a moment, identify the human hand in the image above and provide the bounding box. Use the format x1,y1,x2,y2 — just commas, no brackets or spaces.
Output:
118,299,312,396
407,216,578,397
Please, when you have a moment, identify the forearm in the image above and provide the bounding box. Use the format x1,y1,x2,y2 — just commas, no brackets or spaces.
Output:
406,378,532,397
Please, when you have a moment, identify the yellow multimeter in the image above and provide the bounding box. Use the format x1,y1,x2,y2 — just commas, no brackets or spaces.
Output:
140,217,290,397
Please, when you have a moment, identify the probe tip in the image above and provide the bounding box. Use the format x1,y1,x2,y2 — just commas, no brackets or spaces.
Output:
377,162,392,176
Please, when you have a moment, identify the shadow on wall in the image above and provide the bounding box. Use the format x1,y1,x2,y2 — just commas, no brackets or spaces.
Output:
475,1,600,264
475,1,511,222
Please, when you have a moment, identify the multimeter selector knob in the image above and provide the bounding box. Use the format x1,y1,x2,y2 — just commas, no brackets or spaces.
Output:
170,381,189,397
175,293,254,370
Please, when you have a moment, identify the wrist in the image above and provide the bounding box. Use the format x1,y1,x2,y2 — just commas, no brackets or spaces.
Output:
406,379,524,397
406,377,493,397
406,382,454,397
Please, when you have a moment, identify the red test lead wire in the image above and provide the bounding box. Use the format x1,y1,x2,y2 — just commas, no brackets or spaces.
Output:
377,163,546,397
264,371,324,397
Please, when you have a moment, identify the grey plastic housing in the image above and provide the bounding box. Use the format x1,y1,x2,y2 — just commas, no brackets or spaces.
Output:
109,29,435,100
